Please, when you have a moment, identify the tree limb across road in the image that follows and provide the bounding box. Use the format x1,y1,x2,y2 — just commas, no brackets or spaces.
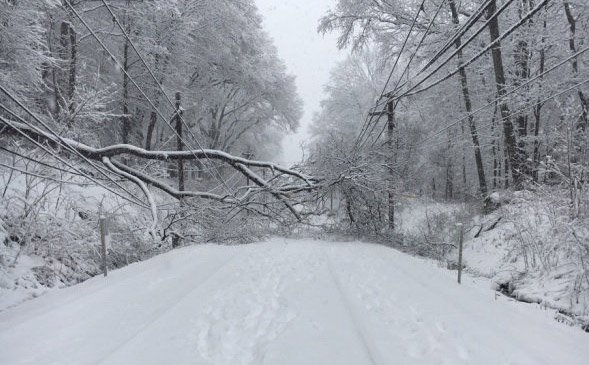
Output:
1,117,319,224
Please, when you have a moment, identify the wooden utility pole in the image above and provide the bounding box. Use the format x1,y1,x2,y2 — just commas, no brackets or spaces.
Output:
371,99,396,230
175,92,184,192
242,151,254,186
172,92,184,249
387,100,395,230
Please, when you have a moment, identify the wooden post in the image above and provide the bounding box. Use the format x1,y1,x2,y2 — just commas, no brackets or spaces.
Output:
99,216,108,277
457,223,464,284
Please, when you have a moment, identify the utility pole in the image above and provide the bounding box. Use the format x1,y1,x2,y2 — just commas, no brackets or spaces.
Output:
371,99,396,230
242,150,254,186
386,100,396,230
172,92,184,249
175,92,184,192
242,150,255,216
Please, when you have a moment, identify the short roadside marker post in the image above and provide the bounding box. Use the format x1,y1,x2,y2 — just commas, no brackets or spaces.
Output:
99,216,108,277
457,223,464,284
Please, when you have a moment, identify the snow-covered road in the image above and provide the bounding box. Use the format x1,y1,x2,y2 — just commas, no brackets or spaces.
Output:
1,239,587,364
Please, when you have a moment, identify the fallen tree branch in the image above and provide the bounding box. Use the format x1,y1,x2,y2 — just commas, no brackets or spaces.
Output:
102,157,158,235
1,117,318,222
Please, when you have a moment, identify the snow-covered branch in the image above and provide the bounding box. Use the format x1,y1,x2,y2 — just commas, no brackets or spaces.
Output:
1,117,318,220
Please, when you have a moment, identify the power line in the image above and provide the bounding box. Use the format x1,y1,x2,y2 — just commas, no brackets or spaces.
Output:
383,0,497,101
65,0,234,197
417,76,589,151
389,0,451,97
412,0,495,83
370,76,589,188
99,0,242,195
391,0,548,103
394,75,589,162
354,0,427,150
0,114,150,208
0,89,148,206
357,0,449,150
365,0,550,148
358,0,506,149
0,145,109,180
0,161,98,187
409,45,589,149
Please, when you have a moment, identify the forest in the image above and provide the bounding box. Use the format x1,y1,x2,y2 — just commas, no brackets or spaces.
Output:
1,0,589,357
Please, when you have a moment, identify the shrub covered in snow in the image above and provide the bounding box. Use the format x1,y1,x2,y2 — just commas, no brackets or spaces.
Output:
462,188,589,320
0,167,160,310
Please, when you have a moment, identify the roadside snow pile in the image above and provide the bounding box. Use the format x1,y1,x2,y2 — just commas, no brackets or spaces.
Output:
0,169,158,312
0,241,53,310
462,190,589,326
0,159,277,312
397,193,589,329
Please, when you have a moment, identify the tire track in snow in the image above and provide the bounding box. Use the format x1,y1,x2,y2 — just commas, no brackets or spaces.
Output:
328,247,466,363
94,251,242,365
328,244,552,364
322,248,382,365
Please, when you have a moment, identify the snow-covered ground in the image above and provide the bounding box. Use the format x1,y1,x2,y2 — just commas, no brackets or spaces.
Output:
396,196,589,322
0,167,165,311
0,238,586,365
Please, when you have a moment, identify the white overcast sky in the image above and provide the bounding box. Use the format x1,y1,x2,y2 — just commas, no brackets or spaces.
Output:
255,0,345,165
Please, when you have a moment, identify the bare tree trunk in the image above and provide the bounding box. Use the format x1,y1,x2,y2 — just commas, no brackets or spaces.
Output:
58,22,68,111
145,111,157,150
145,48,163,150
446,157,454,200
491,101,499,190
533,17,547,182
449,0,488,202
55,5,77,119
564,0,589,131
504,146,510,189
513,0,534,179
67,20,76,112
487,0,522,189
461,125,467,199
514,37,530,175
120,10,131,144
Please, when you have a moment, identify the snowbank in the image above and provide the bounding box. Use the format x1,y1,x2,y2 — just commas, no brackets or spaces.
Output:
397,193,589,328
